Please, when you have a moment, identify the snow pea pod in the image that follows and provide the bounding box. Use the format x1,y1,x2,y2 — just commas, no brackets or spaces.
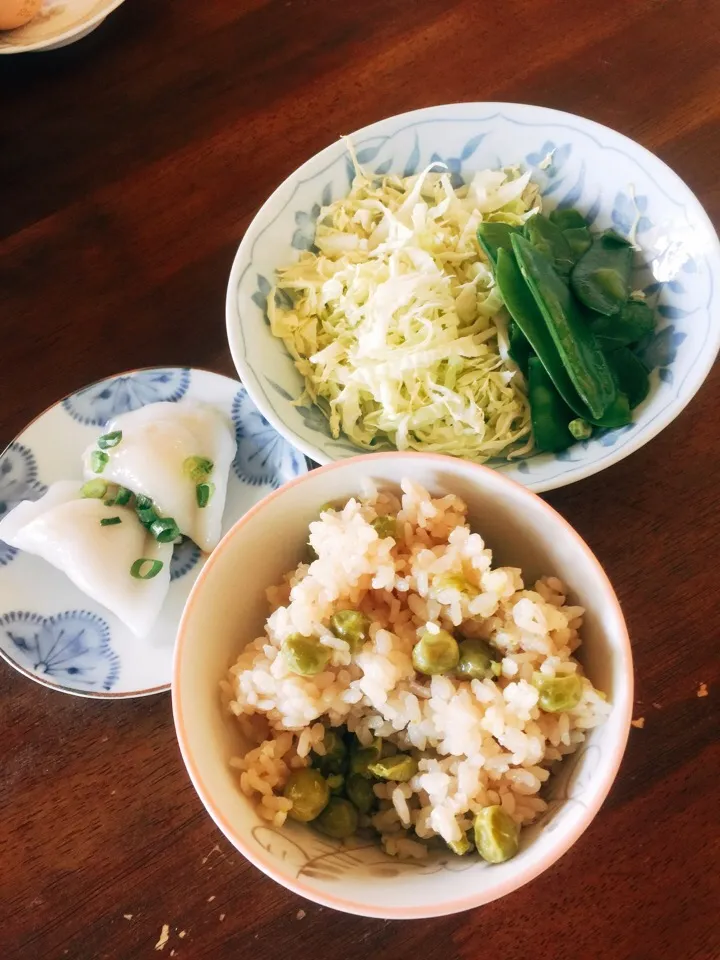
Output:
591,299,656,348
476,222,521,266
524,214,574,276
604,347,650,408
571,230,634,316
564,226,592,259
508,319,533,376
527,358,574,452
511,234,619,420
496,248,630,428
549,209,588,230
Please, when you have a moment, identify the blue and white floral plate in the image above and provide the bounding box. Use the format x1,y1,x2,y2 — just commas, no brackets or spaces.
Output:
0,368,306,698
226,102,720,493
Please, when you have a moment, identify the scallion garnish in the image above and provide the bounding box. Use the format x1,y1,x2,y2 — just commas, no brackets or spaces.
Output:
81,478,108,499
196,481,215,508
91,450,109,474
113,486,133,506
150,517,180,543
130,558,164,580
136,506,158,528
183,455,214,483
100,516,122,527
97,430,123,450
135,494,153,510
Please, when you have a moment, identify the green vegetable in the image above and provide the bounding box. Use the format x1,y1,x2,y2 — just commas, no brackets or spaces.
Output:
548,209,588,231
150,517,180,543
81,479,108,499
326,774,345,796
91,450,109,474
456,638,502,681
563,226,592,260
568,418,593,440
183,455,214,482
136,505,158,528
129,558,164,580
532,671,583,712
474,805,520,863
282,635,331,676
283,768,330,822
372,515,397,540
476,222,521,265
524,214,574,276
590,299,656,348
349,736,382,777
312,728,347,775
571,230,634,316
511,233,618,420
368,754,418,782
346,773,376,814
315,797,358,838
508,319,533,377
447,833,474,856
196,482,215,508
604,348,650,409
329,609,370,654
100,516,122,527
412,629,460,676
527,357,575,453
112,486,133,507
434,573,475,595
97,430,122,450
135,495,153,510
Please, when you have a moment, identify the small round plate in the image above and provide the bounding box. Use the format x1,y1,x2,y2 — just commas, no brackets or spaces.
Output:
0,0,124,54
0,367,307,698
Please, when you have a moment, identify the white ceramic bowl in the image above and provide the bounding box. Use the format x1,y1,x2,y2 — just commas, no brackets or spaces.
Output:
226,102,720,492
0,0,125,53
173,452,632,918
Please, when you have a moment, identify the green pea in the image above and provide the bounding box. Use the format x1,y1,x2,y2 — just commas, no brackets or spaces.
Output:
474,805,520,863
372,515,397,539
349,736,382,777
568,418,593,440
283,768,330,822
412,629,459,676
314,798,359,839
346,773,376,814
434,573,475,596
311,728,347,775
282,635,331,676
532,672,583,712
326,773,345,796
367,754,418,782
329,609,370,654
447,833,474,856
456,638,501,681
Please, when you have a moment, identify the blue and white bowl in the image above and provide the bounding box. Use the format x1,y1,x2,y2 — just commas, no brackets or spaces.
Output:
0,368,306,698
226,103,720,492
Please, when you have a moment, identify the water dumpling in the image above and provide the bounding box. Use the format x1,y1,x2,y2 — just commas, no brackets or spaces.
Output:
82,402,236,553
0,481,172,638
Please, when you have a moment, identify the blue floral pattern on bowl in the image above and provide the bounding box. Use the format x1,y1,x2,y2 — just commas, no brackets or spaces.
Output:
232,387,306,487
170,537,203,582
1,610,120,691
0,443,48,567
228,104,720,493
62,368,191,426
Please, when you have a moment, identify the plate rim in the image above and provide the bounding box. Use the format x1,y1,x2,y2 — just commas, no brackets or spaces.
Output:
0,0,125,54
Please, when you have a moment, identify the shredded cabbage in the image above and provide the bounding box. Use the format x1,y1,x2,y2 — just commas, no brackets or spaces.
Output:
268,151,541,460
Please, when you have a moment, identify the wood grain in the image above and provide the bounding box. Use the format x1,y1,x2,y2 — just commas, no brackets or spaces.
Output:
1,1,718,958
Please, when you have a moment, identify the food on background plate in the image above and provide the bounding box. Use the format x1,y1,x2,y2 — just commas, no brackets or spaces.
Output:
0,401,237,638
0,481,172,638
223,480,609,861
0,0,42,31
268,149,655,459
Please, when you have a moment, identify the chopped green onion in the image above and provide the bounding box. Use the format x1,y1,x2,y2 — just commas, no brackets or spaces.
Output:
196,482,215,508
135,494,153,510
81,479,108,499
97,430,123,450
100,516,122,527
150,517,180,543
113,486,133,506
91,450,109,474
136,506,158,528
183,455,214,483
130,558,164,580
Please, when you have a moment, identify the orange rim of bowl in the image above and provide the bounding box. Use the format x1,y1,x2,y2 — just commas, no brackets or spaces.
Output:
172,452,633,918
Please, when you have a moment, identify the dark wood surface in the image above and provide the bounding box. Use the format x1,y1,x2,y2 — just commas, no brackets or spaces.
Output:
1,2,718,958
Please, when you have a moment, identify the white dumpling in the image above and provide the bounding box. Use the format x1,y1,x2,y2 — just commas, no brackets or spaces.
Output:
82,401,236,552
0,481,172,639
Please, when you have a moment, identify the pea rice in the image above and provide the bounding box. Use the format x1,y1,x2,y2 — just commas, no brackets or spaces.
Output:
223,479,609,858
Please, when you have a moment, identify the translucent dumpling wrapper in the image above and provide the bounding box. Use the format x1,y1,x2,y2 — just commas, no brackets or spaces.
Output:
0,481,172,639
82,401,237,553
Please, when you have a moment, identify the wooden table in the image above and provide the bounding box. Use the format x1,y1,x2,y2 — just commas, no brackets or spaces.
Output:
1,2,718,958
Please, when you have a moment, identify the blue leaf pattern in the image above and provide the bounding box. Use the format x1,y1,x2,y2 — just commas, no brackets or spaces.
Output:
639,326,687,370
403,136,421,177
321,182,333,208
1,610,120,691
611,192,652,237
170,538,202,582
356,144,383,164
373,158,393,176
659,368,674,385
460,133,487,161
232,388,305,487
0,443,48,567
62,369,190,426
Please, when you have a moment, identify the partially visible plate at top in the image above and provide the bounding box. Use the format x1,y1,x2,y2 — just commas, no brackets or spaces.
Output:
0,367,307,698
0,0,124,54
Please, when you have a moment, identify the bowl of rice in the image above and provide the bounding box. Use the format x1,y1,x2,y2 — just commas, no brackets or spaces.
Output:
173,453,632,918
